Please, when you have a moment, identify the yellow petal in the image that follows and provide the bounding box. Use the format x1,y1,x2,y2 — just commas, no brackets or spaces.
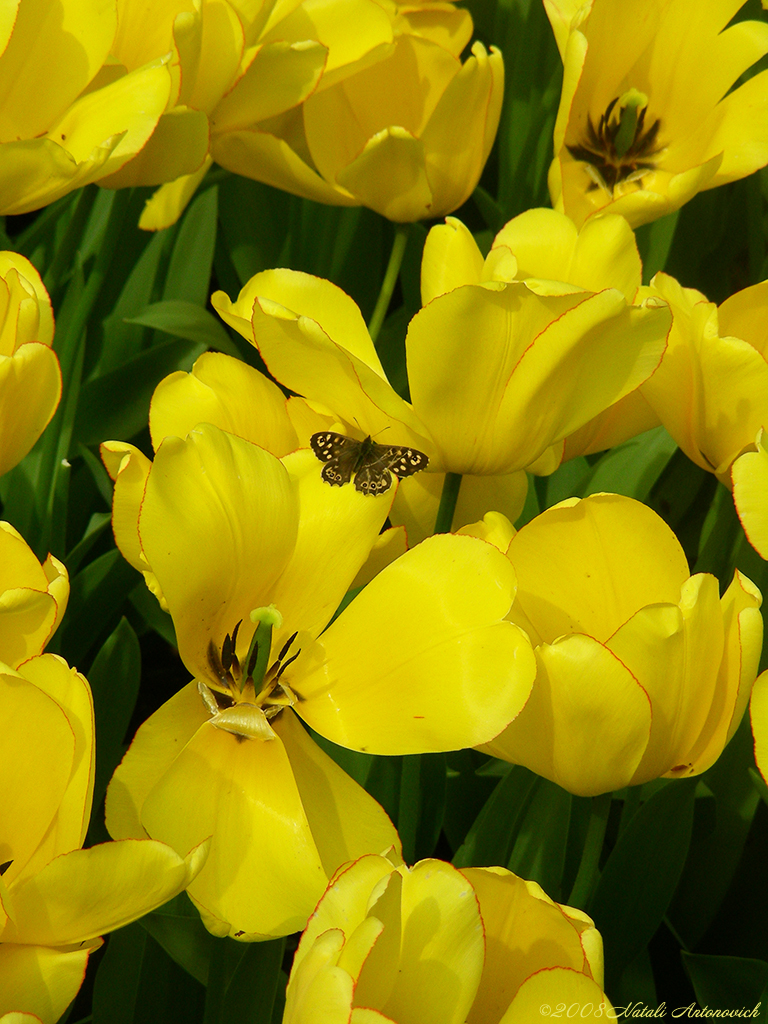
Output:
100,440,155,581
0,522,65,668
684,569,763,774
0,344,61,477
97,106,210,189
336,126,433,223
283,927,355,1024
481,636,651,797
138,425,299,681
463,867,591,1024
493,208,641,302
213,39,327,131
214,271,430,448
140,713,328,939
507,493,690,644
751,668,768,787
499,968,614,1023
149,351,299,455
212,126,359,206
375,860,484,1024
275,709,401,881
456,512,517,553
5,838,208,946
106,681,208,841
16,655,95,876
0,254,54,349
137,155,213,230
272,448,393,657
296,534,536,754
718,280,768,359
350,527,408,590
607,581,722,783
0,666,74,888
0,0,116,142
408,283,669,474
390,470,527,546
420,43,504,218
0,943,91,1024
420,217,485,305
733,431,768,559
47,60,172,182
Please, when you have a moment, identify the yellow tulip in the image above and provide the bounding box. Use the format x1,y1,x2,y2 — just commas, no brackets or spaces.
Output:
218,31,504,222
104,424,536,939
0,655,208,1024
282,853,612,1024
732,429,768,560
0,253,60,478
420,209,663,460
639,274,768,482
213,264,669,516
107,0,398,228
482,493,764,797
545,0,768,228
0,0,172,215
0,521,68,669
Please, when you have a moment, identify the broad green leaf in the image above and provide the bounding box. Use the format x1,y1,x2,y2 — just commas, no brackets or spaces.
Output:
590,778,696,990
682,952,768,1018
453,765,540,869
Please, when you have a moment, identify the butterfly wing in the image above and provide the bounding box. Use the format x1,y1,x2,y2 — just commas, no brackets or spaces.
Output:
310,432,358,486
379,445,429,480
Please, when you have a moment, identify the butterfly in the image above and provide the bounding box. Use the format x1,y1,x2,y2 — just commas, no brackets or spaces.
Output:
310,432,429,495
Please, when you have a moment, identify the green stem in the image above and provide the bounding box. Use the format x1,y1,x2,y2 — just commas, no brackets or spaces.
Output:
567,792,612,910
368,223,410,343
434,472,463,534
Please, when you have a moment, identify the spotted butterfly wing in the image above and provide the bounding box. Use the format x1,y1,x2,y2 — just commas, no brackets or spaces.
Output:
310,432,429,494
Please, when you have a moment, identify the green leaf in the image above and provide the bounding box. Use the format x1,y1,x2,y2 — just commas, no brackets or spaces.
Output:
397,752,447,863
93,922,205,1024
164,186,218,305
130,582,177,648
74,336,207,444
584,427,678,502
141,911,217,987
443,750,500,853
682,952,768,1018
60,547,140,666
590,778,696,990
218,939,286,1024
506,779,572,901
452,765,540,869
126,300,238,355
669,717,761,947
87,617,141,815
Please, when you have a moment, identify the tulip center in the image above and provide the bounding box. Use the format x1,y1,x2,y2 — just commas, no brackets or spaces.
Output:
198,607,301,740
567,89,662,194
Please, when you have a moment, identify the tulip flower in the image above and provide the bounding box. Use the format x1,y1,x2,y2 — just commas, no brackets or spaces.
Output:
0,253,60,478
282,853,612,1024
481,493,763,797
0,0,173,216
104,424,536,939
545,0,768,228
639,275,768,483
0,655,208,1024
0,521,68,670
106,0,399,229
421,209,661,459
216,32,504,223
752,669,768,787
732,429,768,560
213,264,670,534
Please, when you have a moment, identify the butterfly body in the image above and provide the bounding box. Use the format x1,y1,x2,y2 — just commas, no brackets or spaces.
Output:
310,432,429,495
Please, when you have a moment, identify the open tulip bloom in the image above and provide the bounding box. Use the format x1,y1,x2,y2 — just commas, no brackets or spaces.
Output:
282,853,613,1024
545,0,768,228
104,423,536,939
0,654,208,1023
212,265,671,539
482,494,763,797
